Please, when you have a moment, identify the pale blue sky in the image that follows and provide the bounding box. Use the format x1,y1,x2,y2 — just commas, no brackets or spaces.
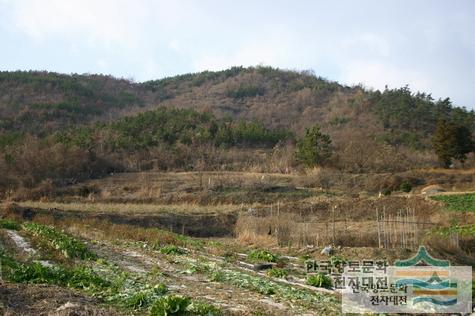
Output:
0,0,474,108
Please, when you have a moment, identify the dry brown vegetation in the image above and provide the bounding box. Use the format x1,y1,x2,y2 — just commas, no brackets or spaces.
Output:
7,169,473,253
0,68,474,315
1,67,474,200
11,168,471,204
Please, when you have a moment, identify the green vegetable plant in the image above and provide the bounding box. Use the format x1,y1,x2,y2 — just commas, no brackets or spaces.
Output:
307,273,333,289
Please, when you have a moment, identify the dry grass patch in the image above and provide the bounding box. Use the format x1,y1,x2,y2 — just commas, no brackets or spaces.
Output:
11,201,236,215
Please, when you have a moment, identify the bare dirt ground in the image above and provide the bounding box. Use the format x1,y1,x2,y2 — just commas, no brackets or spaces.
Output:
0,282,121,316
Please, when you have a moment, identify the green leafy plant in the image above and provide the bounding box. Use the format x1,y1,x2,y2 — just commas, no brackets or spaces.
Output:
248,249,278,263
0,219,21,230
267,268,288,278
329,255,347,268
22,222,96,260
150,295,191,316
181,262,210,275
222,251,237,262
209,271,225,282
126,291,152,309
158,245,187,255
153,283,169,295
0,253,108,291
429,225,475,237
307,273,333,289
188,301,222,315
432,194,475,212
173,257,339,312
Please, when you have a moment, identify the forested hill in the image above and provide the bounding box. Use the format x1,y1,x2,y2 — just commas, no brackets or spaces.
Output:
0,71,147,134
1,66,474,195
1,66,474,151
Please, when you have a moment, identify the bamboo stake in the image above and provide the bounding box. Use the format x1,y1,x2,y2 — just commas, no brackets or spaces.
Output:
383,207,387,249
332,205,336,246
376,208,381,248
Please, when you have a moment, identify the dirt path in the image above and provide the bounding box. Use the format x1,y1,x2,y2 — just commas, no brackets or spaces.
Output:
5,230,36,256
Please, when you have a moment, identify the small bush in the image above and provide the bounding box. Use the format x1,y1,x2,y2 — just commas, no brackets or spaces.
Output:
307,273,332,289
225,84,264,99
399,180,412,193
248,250,278,263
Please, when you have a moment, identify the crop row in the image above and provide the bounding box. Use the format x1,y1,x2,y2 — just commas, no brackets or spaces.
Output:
22,222,96,260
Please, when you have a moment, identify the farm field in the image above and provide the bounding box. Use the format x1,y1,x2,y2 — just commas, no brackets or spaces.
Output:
1,171,474,315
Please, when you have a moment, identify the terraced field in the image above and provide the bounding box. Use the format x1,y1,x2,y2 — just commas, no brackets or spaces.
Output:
0,214,341,315
1,171,474,315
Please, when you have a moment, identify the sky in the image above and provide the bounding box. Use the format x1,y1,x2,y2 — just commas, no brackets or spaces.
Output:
0,0,474,109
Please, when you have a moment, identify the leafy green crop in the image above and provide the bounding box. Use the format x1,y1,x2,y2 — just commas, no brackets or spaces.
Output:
307,273,333,289
153,251,340,313
150,294,222,315
248,250,278,263
187,301,223,315
330,255,347,268
429,225,475,237
158,245,187,255
0,252,108,290
432,194,475,212
0,219,21,230
22,222,96,259
267,268,288,278
126,291,150,309
150,295,191,315
206,265,338,310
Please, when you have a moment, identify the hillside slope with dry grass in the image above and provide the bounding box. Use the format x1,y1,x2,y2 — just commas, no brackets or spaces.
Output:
1,66,474,199
2,66,473,141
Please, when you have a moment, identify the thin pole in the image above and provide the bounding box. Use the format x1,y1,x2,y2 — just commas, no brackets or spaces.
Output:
376,208,381,248
332,206,336,246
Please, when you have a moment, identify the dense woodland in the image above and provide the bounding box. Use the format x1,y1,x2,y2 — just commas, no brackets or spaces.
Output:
0,66,474,197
